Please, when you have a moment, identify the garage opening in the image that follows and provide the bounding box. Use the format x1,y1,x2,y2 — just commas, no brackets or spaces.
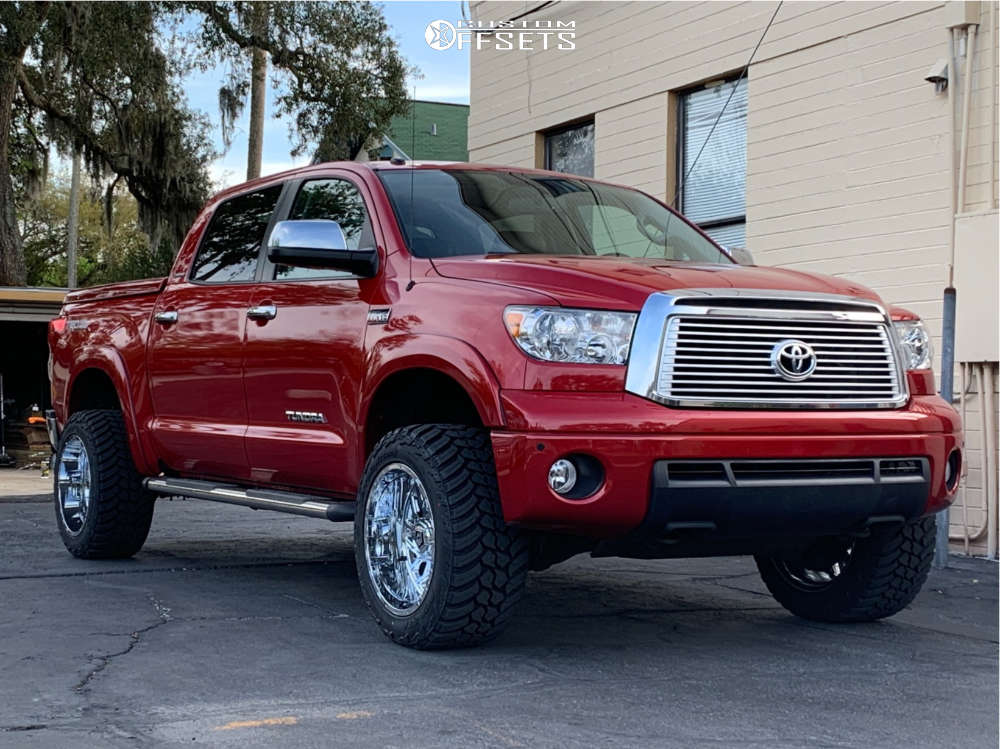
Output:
0,288,65,469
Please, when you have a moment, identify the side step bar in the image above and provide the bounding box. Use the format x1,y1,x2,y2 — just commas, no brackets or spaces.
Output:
143,477,355,522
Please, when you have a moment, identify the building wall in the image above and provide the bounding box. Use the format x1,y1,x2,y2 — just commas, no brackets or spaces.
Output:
469,0,999,554
387,100,470,161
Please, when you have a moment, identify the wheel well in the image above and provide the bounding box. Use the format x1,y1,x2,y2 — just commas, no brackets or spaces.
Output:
68,368,121,414
365,369,483,455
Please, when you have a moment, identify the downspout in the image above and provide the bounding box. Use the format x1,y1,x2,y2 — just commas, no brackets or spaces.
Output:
935,27,960,567
959,363,971,553
984,363,998,558
956,23,978,214
936,285,957,566
992,0,998,210
951,362,991,546
990,1,1000,558
947,26,958,282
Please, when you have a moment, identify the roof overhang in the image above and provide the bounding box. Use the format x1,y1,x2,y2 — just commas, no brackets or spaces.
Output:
0,287,66,323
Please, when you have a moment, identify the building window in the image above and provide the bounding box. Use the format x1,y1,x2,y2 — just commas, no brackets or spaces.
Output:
679,78,747,249
545,121,594,177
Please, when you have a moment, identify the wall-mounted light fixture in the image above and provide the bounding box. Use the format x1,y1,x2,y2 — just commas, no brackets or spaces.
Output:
926,58,949,93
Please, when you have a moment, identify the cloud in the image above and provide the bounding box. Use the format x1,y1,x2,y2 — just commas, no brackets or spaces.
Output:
406,82,470,104
208,157,310,191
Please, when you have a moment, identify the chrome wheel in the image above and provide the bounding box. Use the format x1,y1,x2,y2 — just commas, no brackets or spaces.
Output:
57,435,92,536
363,463,435,617
777,542,854,591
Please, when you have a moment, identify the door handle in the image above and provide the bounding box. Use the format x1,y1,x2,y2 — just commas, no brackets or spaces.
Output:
154,310,178,325
247,304,277,321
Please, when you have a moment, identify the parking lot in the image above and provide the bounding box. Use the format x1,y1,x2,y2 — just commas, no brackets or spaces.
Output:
0,483,996,748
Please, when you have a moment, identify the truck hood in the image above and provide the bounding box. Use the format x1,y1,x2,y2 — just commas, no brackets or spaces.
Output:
431,255,881,310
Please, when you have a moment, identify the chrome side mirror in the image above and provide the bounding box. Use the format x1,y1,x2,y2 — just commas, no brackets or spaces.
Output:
267,219,378,277
270,219,348,252
728,247,755,266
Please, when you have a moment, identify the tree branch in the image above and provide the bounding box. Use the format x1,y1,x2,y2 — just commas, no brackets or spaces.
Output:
16,68,133,178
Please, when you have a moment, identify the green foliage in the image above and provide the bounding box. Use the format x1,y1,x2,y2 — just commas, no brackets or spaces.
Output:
2,0,415,287
1,2,214,285
188,1,411,162
18,2,215,248
21,177,174,287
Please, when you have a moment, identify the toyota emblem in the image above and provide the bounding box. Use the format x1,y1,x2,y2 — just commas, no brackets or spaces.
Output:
771,339,817,381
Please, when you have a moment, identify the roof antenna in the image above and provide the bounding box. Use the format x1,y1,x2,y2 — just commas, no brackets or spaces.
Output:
406,86,417,291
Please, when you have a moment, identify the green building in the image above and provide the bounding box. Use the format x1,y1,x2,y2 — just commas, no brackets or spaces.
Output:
379,100,469,162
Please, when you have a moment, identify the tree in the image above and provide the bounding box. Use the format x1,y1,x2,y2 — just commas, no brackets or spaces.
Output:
22,176,170,287
0,2,50,285
0,2,214,286
190,1,410,168
246,1,268,180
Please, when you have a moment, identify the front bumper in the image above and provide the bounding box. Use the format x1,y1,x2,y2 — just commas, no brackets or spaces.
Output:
491,391,962,538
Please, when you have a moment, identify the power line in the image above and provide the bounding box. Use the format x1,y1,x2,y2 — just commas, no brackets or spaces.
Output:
671,0,783,210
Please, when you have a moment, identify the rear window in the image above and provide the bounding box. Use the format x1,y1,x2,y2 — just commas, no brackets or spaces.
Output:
190,185,283,283
377,169,730,264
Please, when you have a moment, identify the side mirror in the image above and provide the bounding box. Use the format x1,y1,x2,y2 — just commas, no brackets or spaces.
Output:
728,246,755,266
267,219,378,277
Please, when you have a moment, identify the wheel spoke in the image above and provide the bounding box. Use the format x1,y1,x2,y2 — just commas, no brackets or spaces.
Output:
777,540,854,591
364,463,435,616
56,436,92,536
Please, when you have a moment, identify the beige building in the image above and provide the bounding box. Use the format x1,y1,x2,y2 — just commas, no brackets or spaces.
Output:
467,0,1000,555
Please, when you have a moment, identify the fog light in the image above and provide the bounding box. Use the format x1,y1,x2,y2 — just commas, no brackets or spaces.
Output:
945,449,961,491
548,458,578,495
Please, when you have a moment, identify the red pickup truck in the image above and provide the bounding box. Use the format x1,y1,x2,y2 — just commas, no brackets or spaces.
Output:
47,162,962,648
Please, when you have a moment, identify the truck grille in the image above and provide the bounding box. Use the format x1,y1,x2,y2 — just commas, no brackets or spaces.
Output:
656,313,905,408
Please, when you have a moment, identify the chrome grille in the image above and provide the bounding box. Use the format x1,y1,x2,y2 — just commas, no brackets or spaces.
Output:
656,313,905,408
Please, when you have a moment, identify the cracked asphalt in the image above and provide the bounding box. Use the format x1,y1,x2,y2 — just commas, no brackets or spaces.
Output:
0,493,996,748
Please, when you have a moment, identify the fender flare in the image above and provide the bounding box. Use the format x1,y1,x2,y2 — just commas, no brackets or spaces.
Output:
362,333,506,433
65,346,157,475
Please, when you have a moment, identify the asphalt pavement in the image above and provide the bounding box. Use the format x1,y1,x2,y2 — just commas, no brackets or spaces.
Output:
0,485,996,748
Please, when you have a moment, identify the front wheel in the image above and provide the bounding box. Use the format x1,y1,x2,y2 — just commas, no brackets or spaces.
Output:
755,516,935,622
354,425,529,649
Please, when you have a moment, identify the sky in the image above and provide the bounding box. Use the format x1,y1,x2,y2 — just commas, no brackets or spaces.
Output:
182,1,471,189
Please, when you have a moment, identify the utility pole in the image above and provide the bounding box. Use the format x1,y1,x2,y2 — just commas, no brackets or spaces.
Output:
246,2,268,181
66,146,82,289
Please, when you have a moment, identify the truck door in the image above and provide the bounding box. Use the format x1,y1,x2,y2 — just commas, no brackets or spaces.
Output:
242,175,377,494
147,184,284,481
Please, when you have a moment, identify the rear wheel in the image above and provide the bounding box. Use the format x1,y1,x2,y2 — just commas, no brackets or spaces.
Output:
755,517,935,622
355,424,529,649
54,410,155,559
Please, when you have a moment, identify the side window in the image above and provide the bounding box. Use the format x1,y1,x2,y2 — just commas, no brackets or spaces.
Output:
275,178,374,280
190,185,282,283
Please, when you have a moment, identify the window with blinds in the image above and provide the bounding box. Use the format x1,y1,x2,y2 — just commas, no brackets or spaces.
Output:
679,78,747,249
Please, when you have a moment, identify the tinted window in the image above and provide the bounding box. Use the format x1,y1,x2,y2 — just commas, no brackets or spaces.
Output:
275,178,374,280
190,186,282,283
378,169,730,264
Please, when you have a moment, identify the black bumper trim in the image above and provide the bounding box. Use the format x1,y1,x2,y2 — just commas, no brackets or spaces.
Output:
641,457,930,539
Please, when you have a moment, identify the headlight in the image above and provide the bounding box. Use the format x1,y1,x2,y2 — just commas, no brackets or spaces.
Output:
894,319,933,370
504,306,637,364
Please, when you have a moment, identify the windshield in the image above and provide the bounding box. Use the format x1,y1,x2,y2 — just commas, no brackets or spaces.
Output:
378,169,732,264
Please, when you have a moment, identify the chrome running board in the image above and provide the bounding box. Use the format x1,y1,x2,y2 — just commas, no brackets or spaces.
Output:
143,477,354,522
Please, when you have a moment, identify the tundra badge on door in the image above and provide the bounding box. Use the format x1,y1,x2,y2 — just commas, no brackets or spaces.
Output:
285,410,327,424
